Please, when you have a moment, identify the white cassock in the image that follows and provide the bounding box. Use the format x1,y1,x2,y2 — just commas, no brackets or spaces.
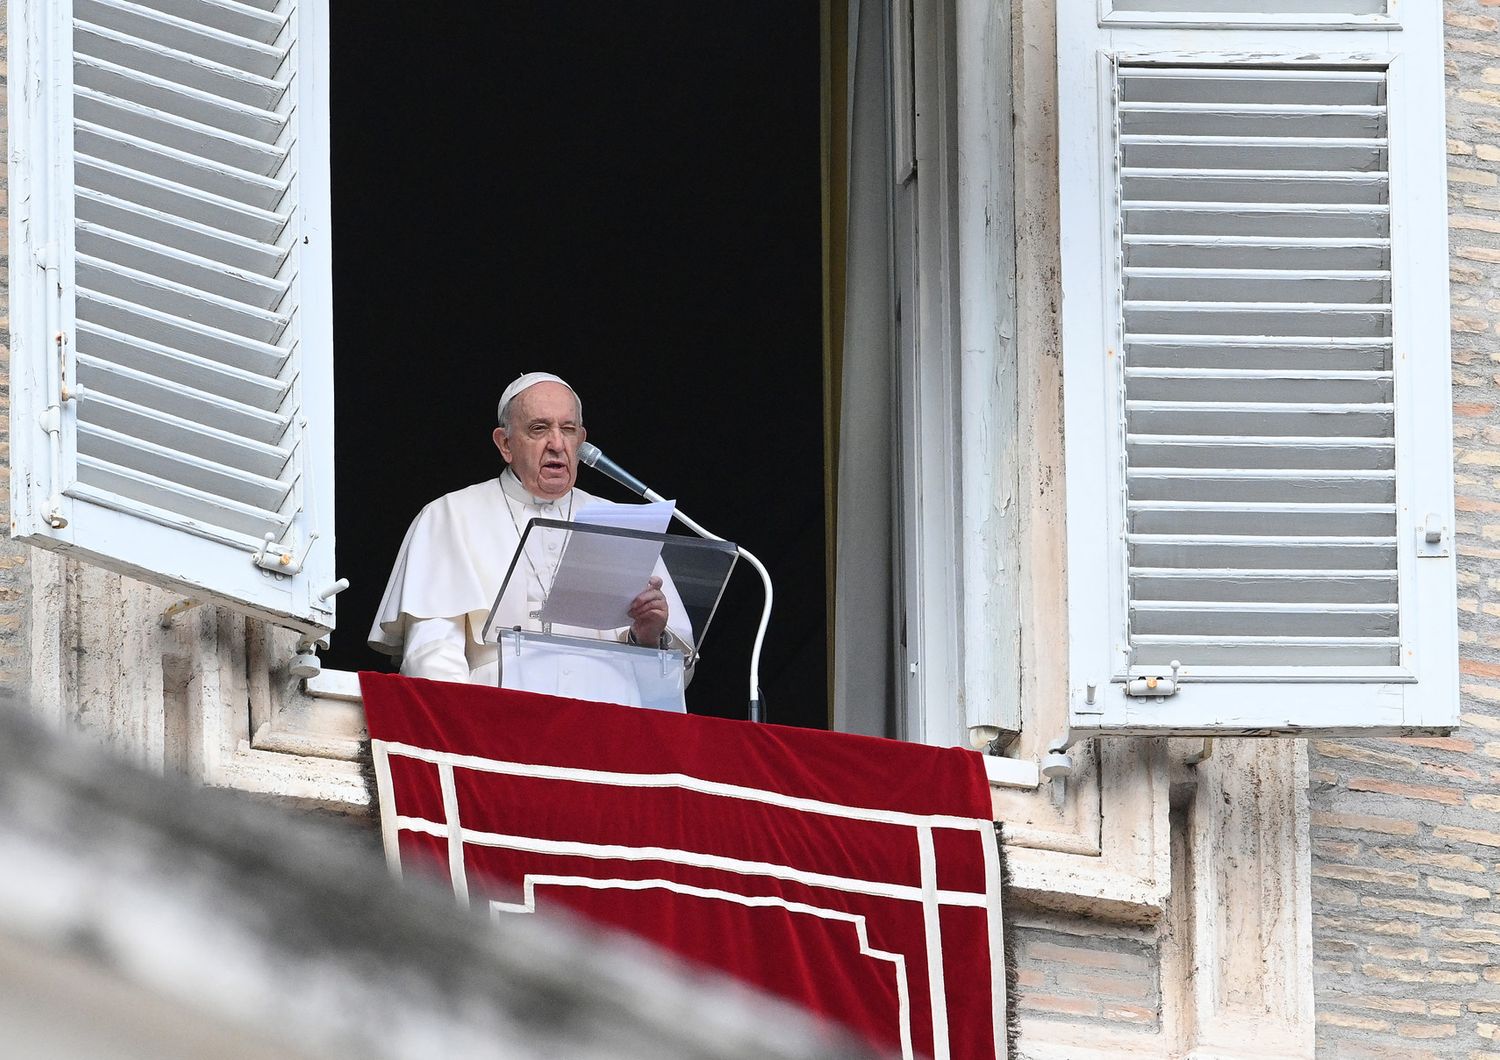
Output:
368,469,694,685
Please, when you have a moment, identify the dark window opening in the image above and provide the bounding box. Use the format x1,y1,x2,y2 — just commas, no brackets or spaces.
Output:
328,3,827,728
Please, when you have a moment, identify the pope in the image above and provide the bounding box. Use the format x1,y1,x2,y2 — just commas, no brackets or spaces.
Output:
368,372,692,684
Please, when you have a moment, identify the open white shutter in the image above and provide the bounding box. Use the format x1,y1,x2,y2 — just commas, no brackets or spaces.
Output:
1058,4,1457,734
10,0,338,634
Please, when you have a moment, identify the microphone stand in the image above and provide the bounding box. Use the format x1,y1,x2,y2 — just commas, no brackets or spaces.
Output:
645,498,772,725
579,445,772,723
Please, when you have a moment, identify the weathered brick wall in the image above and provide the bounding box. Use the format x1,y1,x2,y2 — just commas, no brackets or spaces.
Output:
0,6,31,706
1309,5,1500,1055
1013,924,1160,1031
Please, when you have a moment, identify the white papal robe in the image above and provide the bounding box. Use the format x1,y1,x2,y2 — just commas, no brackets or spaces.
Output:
368,469,693,685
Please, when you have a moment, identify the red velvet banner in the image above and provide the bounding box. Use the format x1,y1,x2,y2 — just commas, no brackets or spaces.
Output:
360,672,1010,1059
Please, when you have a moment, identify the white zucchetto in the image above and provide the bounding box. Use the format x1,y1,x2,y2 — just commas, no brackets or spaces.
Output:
497,372,580,426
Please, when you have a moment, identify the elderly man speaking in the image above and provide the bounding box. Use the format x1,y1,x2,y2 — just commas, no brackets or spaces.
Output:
368,372,691,685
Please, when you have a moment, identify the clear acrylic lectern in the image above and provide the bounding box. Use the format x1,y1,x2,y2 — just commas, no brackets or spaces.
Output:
480,518,738,711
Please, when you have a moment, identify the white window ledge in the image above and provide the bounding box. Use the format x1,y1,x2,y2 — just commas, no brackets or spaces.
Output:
983,753,1041,789
307,670,1042,789
304,668,363,700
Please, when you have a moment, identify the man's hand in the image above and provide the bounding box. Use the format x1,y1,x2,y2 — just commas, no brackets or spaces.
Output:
628,575,669,646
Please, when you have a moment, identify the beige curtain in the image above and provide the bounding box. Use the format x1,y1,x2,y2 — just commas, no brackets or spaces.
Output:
827,0,898,737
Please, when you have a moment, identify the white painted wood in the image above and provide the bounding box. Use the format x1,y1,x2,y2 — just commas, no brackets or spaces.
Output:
898,0,966,747
1100,0,1396,30
8,0,75,541
896,0,1021,746
1058,8,1457,734
954,0,1020,738
9,0,339,635
303,668,364,702
892,141,926,741
981,754,1039,789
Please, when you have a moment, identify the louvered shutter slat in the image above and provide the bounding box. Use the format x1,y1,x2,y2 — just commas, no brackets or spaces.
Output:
1128,203,1388,238
1127,338,1391,372
1126,303,1391,338
1124,175,1389,207
76,0,288,77
142,0,288,43
1126,243,1390,270
1126,403,1394,438
1124,140,1388,173
1125,68,1386,100
77,322,289,410
73,459,291,538
1128,534,1395,565
77,255,290,340
76,88,287,175
1129,503,1395,536
79,291,288,376
1131,601,1398,637
1129,636,1399,668
77,222,289,307
74,22,288,109
1125,369,1393,403
76,123,288,207
1128,436,1394,470
1125,274,1390,304
78,189,289,275
1132,468,1396,503
1130,569,1397,604
1112,1,1386,11
77,156,289,242
1122,107,1384,140
80,391,290,477
77,355,289,442
78,422,291,511
75,55,287,141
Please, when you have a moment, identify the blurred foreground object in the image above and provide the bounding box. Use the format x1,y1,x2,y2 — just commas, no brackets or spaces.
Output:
0,702,877,1060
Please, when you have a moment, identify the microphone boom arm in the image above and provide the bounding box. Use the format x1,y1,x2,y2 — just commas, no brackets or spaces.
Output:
645,498,772,725
579,443,772,722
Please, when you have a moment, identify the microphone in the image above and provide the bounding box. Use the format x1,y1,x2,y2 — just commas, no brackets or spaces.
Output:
578,442,659,501
576,440,775,724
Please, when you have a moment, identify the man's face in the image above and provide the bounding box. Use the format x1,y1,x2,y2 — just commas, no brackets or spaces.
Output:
493,382,586,501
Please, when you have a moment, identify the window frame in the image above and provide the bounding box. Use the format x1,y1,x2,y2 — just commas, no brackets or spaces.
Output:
893,0,1024,749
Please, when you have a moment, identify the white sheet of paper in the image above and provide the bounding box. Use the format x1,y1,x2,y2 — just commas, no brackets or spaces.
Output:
540,500,676,629
573,500,675,535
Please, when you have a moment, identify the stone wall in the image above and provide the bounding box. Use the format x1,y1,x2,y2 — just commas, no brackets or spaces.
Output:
1308,4,1500,1056
1014,925,1160,1030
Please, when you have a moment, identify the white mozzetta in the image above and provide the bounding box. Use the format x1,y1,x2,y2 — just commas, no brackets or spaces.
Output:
1057,5,1458,734
9,0,338,635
